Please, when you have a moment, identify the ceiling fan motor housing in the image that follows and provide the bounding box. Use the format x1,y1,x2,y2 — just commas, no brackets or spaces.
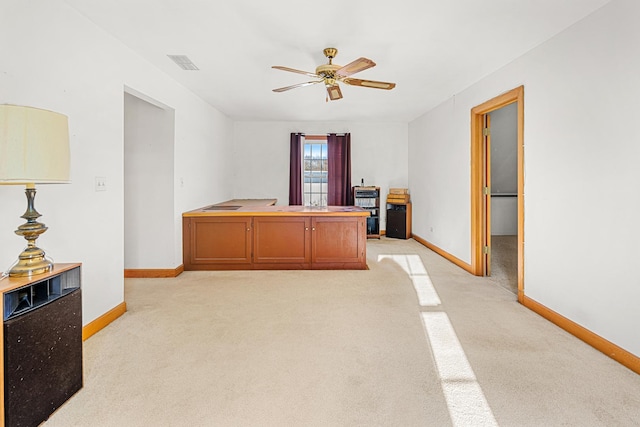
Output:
315,63,341,85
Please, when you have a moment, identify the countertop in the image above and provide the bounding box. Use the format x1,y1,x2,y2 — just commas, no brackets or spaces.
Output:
183,204,370,217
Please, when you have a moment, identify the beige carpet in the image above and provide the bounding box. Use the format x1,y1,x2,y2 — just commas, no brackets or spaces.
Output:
490,235,518,295
44,237,640,426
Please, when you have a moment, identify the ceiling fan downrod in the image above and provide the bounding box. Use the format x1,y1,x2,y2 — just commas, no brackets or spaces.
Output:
323,48,338,63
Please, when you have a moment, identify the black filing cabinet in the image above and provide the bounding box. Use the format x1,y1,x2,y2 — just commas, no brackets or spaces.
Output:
386,202,412,239
2,264,82,427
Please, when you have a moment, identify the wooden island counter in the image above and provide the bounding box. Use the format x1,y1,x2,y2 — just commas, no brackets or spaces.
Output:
182,204,370,270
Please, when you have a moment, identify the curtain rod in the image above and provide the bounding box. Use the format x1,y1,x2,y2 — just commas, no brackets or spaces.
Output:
298,133,348,137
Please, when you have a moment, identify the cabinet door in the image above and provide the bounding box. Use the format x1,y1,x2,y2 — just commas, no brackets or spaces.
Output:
311,216,366,269
183,217,252,269
253,217,311,267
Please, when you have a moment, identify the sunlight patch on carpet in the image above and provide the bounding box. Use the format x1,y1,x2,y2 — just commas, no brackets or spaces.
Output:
378,254,441,306
421,312,498,427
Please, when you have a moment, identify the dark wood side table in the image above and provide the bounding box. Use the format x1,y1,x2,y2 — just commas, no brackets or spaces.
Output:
0,263,82,427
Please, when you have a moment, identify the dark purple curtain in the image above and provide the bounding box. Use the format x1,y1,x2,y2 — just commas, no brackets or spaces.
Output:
327,133,352,206
289,133,303,205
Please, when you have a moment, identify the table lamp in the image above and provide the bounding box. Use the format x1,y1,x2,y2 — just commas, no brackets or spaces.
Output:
0,105,70,277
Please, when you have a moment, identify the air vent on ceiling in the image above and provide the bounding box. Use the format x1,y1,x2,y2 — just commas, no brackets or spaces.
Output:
167,55,199,71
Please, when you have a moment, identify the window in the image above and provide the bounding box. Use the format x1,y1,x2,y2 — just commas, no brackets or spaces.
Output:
289,132,351,207
302,136,328,206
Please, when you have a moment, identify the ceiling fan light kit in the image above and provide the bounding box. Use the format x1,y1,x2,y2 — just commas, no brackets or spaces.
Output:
272,48,396,101
327,85,342,101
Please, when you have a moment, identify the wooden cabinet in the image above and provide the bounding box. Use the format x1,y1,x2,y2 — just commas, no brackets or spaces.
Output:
183,208,368,270
312,216,366,268
183,217,252,270
253,216,311,267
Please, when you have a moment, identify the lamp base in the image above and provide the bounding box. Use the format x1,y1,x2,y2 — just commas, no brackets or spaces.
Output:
8,246,53,277
7,185,53,278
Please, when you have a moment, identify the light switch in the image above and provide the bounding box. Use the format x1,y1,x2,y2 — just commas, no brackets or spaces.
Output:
95,176,107,192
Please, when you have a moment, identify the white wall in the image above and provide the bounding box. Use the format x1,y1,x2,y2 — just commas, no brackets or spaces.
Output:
409,99,471,259
124,93,175,269
0,0,234,324
491,197,518,236
409,0,640,356
232,121,409,229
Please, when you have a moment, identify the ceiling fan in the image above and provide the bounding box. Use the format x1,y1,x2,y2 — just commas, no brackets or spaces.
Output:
272,48,396,101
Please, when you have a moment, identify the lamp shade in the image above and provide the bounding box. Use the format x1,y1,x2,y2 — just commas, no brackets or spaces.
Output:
0,105,70,184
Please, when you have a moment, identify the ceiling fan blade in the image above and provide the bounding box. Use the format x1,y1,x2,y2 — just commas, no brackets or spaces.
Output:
273,81,323,92
335,57,376,77
326,85,343,101
343,77,396,90
272,66,319,78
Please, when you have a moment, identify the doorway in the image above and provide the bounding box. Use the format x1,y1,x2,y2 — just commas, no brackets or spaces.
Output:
488,103,518,294
470,86,524,302
123,89,176,272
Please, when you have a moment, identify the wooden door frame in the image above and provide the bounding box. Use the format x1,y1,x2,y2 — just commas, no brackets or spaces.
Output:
483,113,492,277
470,86,525,303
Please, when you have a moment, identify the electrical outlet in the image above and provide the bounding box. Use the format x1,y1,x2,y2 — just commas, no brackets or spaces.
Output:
95,176,107,192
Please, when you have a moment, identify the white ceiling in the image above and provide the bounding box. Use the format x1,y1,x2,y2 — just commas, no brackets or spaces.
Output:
65,0,611,122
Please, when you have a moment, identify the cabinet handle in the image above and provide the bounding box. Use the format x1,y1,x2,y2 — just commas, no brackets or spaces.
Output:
312,227,316,231
305,227,309,231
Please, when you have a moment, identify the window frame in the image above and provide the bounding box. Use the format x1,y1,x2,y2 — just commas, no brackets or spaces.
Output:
302,135,328,207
